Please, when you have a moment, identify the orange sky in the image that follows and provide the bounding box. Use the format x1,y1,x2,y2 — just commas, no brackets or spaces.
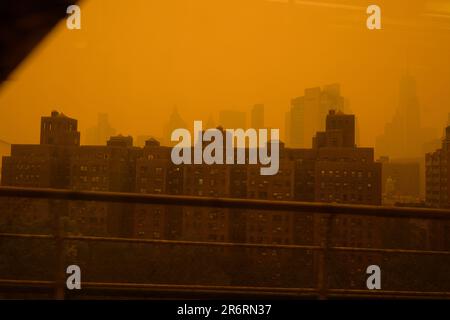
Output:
1,0,450,148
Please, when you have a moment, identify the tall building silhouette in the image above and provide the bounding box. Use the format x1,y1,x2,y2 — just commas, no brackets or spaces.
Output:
313,110,355,148
85,113,116,146
40,110,80,146
163,107,187,146
376,75,436,159
288,83,345,148
288,97,304,148
426,126,450,208
2,111,80,188
251,104,264,129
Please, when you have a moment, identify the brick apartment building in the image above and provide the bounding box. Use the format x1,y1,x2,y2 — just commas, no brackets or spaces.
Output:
426,126,450,208
2,110,382,249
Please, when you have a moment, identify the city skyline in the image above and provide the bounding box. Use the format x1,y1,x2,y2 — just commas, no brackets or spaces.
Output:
1,1,450,301
1,0,450,150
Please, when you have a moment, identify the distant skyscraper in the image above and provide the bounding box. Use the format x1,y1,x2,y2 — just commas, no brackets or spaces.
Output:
85,113,116,146
426,126,450,208
251,104,264,129
289,97,304,148
284,111,291,145
376,75,436,159
219,110,246,129
163,107,187,146
288,83,345,148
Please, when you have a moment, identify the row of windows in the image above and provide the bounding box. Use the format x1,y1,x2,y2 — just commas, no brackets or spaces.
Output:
320,170,373,178
79,165,108,172
320,182,373,189
319,194,371,202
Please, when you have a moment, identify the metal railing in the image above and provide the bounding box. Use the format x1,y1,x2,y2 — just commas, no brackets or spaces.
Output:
1,186,450,299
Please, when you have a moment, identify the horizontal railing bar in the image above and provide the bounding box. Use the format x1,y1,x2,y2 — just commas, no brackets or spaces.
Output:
1,186,450,220
1,232,449,255
0,279,54,287
1,279,449,299
330,246,450,255
328,288,450,298
63,235,320,250
0,233,53,240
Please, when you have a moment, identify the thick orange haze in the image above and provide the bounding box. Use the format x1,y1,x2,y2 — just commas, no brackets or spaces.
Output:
1,0,450,149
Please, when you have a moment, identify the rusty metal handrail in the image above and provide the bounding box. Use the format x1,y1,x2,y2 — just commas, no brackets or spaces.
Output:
1,186,450,220
1,186,450,299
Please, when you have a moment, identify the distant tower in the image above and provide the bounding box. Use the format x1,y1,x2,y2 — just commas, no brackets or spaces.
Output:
284,111,291,145
289,84,345,148
164,107,187,146
251,104,264,129
376,74,434,159
40,111,80,146
86,113,116,145
289,97,304,148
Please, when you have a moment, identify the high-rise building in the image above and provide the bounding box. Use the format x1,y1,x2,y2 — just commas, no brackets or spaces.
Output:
1,111,80,236
288,84,345,148
289,97,305,148
40,111,80,146
284,111,291,145
376,75,436,159
251,104,264,129
2,111,80,188
295,110,382,206
163,107,187,146
426,126,450,208
85,113,116,146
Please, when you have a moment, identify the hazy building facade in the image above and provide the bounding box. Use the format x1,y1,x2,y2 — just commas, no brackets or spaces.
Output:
134,138,184,240
293,110,382,206
85,113,116,146
251,104,264,129
2,111,80,188
378,157,421,205
376,75,436,159
426,126,450,208
288,84,345,148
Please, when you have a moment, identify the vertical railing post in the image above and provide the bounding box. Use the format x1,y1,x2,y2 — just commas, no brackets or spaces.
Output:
316,213,333,299
52,200,65,299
